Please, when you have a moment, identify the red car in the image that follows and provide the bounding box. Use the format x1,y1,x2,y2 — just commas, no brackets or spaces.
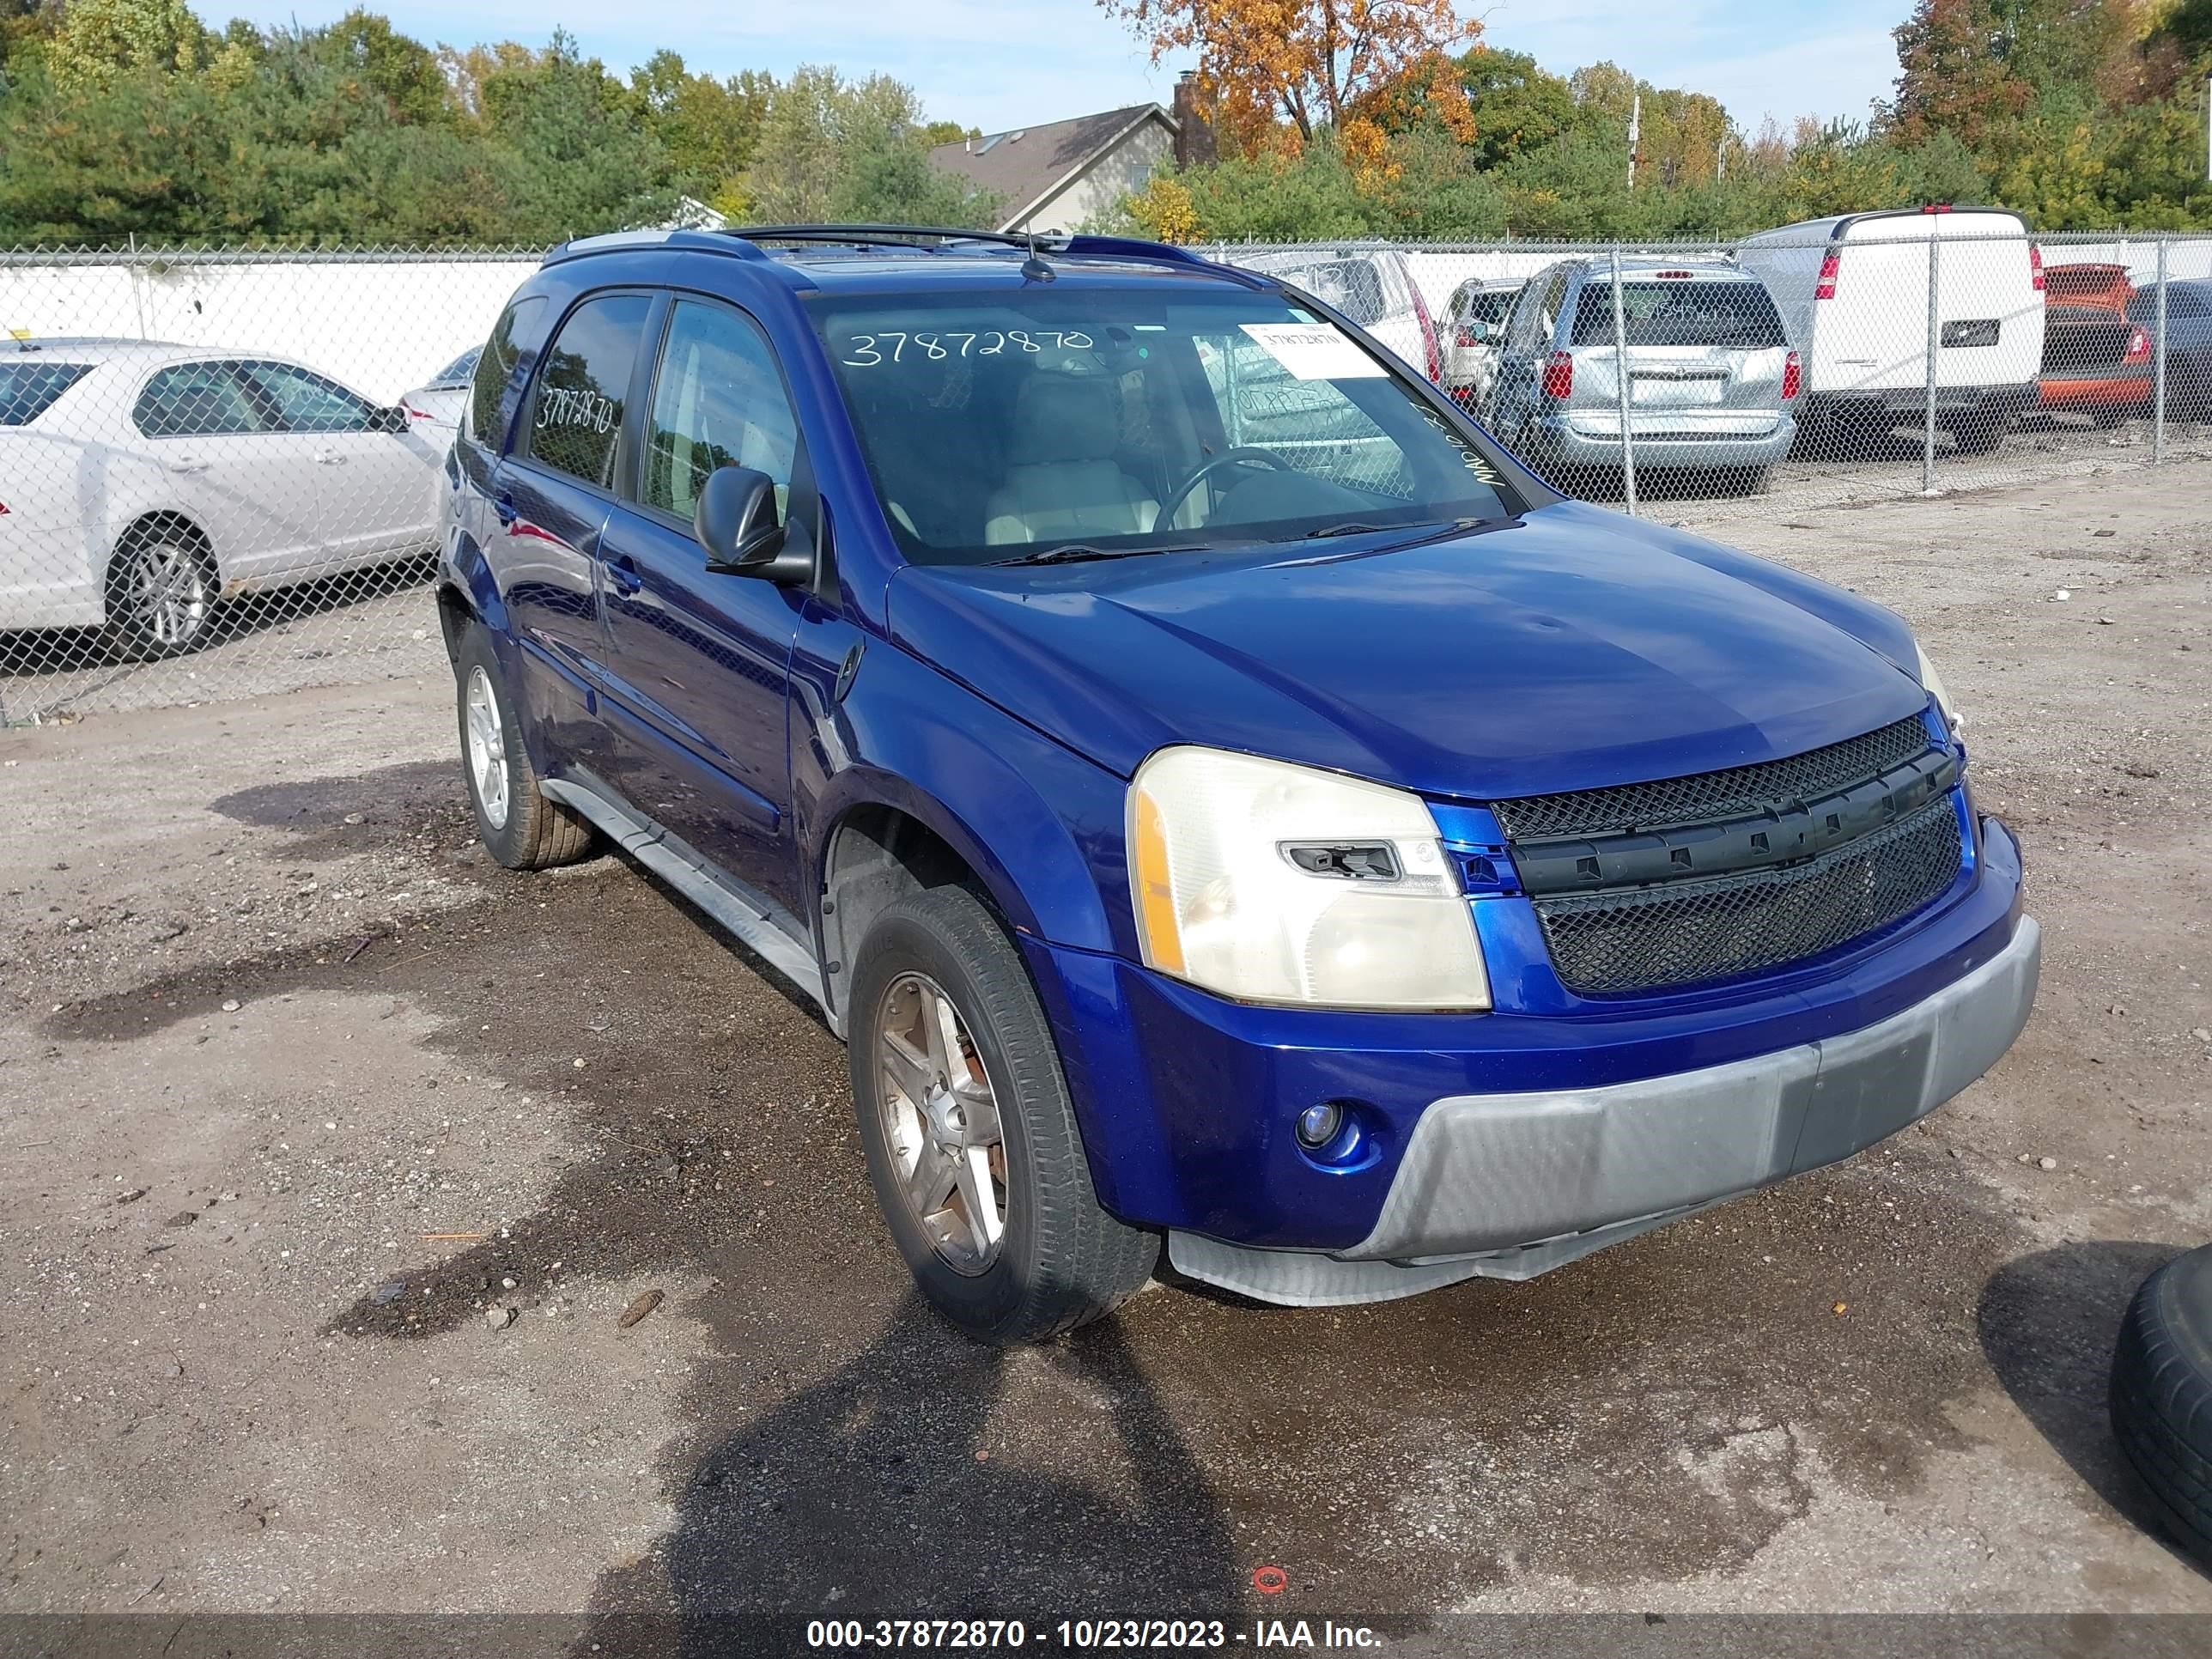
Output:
2040,264,2153,423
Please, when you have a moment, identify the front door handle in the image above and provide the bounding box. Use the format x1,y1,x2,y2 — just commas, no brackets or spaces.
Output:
607,556,644,597
314,449,346,466
494,492,519,527
166,456,208,475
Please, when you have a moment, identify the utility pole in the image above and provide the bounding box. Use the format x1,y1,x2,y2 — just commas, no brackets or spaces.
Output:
1628,92,1641,191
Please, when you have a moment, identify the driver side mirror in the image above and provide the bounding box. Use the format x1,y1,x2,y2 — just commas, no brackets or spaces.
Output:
373,404,411,434
696,464,813,583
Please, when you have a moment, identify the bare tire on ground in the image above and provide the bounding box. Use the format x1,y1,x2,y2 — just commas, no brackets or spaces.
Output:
848,885,1158,1343
105,521,216,660
453,621,595,870
2109,1242,2212,1571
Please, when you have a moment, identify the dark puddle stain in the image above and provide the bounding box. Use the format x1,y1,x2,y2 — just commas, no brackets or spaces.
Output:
46,820,2069,1604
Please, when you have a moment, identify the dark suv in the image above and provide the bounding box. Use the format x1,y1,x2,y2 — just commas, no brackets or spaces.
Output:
438,226,2038,1343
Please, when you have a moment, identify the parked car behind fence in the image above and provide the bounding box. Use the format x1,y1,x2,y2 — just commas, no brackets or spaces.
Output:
1482,256,1799,492
2039,264,2152,426
1439,278,1518,410
1735,206,2045,455
1237,245,1443,383
0,338,446,659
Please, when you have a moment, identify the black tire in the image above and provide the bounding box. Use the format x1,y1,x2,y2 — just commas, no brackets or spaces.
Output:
2109,1243,2212,1571
1949,409,2009,455
848,885,1158,1343
453,621,595,870
105,520,217,661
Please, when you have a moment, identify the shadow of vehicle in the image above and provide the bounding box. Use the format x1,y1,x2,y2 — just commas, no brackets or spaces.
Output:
1976,1238,2203,1571
586,1293,1249,1654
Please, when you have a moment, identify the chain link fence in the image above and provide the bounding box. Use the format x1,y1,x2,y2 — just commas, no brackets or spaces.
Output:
4,227,2210,723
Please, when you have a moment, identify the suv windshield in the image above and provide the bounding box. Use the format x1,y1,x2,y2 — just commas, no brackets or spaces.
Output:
810,286,1516,565
1571,280,1786,349
0,360,93,426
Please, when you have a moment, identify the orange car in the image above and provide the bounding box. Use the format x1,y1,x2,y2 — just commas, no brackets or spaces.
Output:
2040,264,2153,422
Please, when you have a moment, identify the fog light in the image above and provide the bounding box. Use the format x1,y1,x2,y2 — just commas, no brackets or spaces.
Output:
1295,1103,1344,1149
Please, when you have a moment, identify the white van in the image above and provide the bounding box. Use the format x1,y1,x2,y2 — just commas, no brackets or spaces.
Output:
1736,207,2045,453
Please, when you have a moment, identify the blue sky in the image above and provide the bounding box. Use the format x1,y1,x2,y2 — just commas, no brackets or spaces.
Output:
218,1,1904,140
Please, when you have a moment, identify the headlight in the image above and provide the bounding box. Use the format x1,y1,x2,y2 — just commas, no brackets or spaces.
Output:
1127,746,1491,1011
1916,641,1961,730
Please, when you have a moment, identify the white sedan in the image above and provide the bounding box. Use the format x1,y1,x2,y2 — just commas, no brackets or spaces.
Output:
1,338,446,658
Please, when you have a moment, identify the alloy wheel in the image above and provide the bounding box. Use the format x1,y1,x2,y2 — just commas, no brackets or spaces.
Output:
876,971,1009,1274
464,665,510,829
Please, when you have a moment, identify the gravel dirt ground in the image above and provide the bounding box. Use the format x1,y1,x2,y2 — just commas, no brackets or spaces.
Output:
1,459,2209,1637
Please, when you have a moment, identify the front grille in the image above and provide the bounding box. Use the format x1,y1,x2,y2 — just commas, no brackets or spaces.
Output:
1492,714,1933,842
1531,796,1964,996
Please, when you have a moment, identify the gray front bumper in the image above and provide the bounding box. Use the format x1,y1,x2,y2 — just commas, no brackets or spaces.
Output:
1168,915,2040,1308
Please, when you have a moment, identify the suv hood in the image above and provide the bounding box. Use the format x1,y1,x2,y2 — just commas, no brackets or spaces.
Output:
886,501,1930,802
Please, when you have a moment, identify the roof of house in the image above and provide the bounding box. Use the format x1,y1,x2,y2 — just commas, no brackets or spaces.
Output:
929,104,1175,229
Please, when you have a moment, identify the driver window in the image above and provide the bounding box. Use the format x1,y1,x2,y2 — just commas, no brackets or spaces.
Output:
642,299,798,524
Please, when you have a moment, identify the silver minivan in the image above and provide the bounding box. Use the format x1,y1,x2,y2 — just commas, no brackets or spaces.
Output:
1484,257,1800,489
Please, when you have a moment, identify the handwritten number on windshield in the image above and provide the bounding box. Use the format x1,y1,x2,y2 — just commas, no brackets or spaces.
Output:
841,330,1091,367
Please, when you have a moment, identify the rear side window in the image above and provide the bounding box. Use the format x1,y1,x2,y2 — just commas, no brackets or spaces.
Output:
1571,281,1787,349
470,296,544,450
0,361,92,426
523,293,653,489
134,362,264,437
433,346,481,386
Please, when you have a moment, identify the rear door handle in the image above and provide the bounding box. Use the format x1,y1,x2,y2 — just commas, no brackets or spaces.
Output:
314,449,346,466
166,457,208,475
607,555,644,597
494,492,519,527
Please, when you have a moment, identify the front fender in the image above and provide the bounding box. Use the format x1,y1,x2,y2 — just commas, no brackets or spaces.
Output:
792,629,1136,963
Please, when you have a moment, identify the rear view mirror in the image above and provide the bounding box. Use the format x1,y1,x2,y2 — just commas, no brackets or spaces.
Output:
696,464,811,582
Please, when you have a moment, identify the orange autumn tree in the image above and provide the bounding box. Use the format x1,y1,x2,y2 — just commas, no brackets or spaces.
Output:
1100,0,1479,178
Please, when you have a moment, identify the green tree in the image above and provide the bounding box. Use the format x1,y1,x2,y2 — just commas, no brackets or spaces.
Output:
40,0,208,89
476,31,674,240
629,51,772,206
741,66,996,228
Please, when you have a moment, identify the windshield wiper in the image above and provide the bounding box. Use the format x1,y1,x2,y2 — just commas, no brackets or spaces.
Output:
1303,520,1404,538
1303,516,1495,545
992,542,1207,567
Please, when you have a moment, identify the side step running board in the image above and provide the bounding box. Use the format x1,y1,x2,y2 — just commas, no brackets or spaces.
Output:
539,776,837,1035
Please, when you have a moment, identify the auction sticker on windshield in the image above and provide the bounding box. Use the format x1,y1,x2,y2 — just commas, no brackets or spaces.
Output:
1237,322,1385,381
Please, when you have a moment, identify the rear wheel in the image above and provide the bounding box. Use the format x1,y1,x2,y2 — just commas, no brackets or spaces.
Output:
453,621,595,870
848,886,1157,1343
105,525,216,660
1948,408,2010,455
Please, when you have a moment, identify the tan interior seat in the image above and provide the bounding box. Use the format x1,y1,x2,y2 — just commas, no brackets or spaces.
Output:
984,376,1158,545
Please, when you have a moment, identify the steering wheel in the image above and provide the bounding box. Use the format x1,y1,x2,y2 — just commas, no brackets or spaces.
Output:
1156,447,1293,530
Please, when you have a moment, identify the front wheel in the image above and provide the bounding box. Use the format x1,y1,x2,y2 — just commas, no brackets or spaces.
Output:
848,886,1158,1343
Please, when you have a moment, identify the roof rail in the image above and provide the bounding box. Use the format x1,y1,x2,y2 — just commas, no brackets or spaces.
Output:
543,228,768,267
727,225,1046,251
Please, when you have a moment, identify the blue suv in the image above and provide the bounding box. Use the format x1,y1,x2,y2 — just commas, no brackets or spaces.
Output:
437,226,2039,1343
